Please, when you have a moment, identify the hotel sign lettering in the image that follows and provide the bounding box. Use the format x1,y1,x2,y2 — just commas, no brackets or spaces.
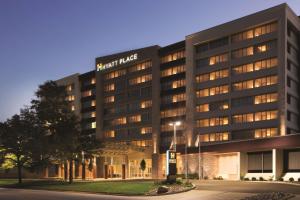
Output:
96,53,138,71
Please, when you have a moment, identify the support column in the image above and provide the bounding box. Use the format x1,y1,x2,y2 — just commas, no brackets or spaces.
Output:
239,152,248,180
152,153,159,179
104,164,108,179
273,149,283,180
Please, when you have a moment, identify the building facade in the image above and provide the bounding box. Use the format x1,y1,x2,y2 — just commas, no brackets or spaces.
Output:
54,4,300,181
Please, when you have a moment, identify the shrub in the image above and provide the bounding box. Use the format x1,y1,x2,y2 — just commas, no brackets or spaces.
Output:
251,177,257,181
259,177,265,181
268,176,274,181
278,177,284,181
204,176,208,180
244,177,250,181
176,179,183,185
298,178,300,182
213,176,223,180
289,177,294,182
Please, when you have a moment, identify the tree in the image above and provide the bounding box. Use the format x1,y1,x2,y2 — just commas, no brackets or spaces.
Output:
0,111,37,184
31,81,81,183
140,159,146,179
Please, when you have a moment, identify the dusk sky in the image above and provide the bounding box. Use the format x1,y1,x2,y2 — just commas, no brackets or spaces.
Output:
0,0,300,122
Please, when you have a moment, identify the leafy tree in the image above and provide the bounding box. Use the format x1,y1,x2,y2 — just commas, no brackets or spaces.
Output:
0,112,37,184
31,81,81,183
140,159,146,178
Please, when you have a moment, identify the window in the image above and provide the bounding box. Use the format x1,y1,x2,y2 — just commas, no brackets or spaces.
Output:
112,117,126,125
209,53,228,65
232,58,277,74
67,95,75,101
129,74,152,85
71,105,75,111
195,37,228,53
233,76,277,91
83,111,96,118
233,113,254,123
196,85,229,97
82,90,92,97
232,46,253,59
232,22,277,43
140,100,152,108
172,93,186,103
161,107,186,118
91,78,96,84
161,50,185,63
197,117,228,127
196,69,228,83
254,93,278,104
131,140,152,147
104,69,126,80
129,115,141,123
104,130,115,138
200,132,229,142
161,65,185,77
91,122,96,129
254,128,277,138
196,104,209,112
141,127,152,134
129,60,152,72
91,100,96,107
66,84,73,92
104,83,115,92
104,96,114,103
254,110,277,121
172,79,185,88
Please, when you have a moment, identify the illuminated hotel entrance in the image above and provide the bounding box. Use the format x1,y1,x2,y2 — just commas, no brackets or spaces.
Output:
129,159,152,178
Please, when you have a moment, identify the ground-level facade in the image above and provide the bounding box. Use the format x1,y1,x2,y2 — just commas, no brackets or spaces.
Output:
2,3,300,181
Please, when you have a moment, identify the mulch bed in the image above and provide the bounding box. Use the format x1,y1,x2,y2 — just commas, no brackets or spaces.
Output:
241,192,295,200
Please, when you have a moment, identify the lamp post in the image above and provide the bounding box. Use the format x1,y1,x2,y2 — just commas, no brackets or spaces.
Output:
197,135,201,180
168,121,181,152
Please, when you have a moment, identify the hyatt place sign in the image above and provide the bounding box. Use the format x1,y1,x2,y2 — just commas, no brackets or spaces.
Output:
96,53,138,71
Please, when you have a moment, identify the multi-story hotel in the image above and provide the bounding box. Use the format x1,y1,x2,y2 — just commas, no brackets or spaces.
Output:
52,4,300,180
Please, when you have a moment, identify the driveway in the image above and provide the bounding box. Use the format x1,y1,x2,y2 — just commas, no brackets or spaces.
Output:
0,181,300,200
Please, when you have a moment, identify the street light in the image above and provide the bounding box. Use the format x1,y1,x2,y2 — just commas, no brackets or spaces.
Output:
169,121,181,152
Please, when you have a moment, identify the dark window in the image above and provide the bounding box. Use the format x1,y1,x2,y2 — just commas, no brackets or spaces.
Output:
209,37,229,49
248,152,272,173
287,94,291,104
196,58,209,68
287,76,291,87
195,43,209,53
232,96,253,107
287,111,291,121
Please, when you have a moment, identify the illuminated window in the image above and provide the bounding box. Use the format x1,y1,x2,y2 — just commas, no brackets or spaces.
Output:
196,69,228,83
172,93,186,103
71,105,75,111
254,93,278,104
113,117,126,125
104,69,126,80
233,58,277,74
254,110,277,121
254,128,277,138
141,100,152,108
129,60,152,72
67,95,75,101
209,53,228,65
233,76,277,91
172,79,185,88
131,140,152,147
91,122,96,129
129,115,141,123
141,127,152,134
104,130,115,138
161,107,186,118
257,45,267,52
104,83,115,92
91,100,96,107
232,113,254,123
196,104,209,112
82,90,92,97
161,50,185,63
104,96,114,103
66,84,73,92
232,22,277,43
91,78,96,84
129,74,152,85
197,117,228,127
161,65,185,77
200,132,229,142
196,85,229,97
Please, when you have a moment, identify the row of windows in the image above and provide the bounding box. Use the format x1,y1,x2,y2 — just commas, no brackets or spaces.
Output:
131,140,152,147
104,69,126,80
104,127,152,138
129,74,152,85
66,95,75,101
161,79,185,90
161,50,185,63
161,65,185,77
200,132,229,142
197,117,229,127
128,60,152,73
196,69,229,83
232,22,277,43
232,40,276,59
232,57,277,74
103,100,152,115
160,107,186,118
82,100,96,108
254,128,278,138
195,22,277,53
196,85,229,97
209,53,228,66
107,113,151,126
82,111,96,119
104,83,115,92
232,110,277,123
197,101,229,112
161,123,184,132
233,75,277,91
161,93,186,104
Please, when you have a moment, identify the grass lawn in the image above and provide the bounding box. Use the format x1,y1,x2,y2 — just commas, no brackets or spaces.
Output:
0,179,156,195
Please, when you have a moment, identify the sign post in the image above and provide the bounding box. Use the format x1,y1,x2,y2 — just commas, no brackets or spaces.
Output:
166,150,177,182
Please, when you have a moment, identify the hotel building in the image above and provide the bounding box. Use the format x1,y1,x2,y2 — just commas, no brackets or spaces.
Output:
53,4,300,180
